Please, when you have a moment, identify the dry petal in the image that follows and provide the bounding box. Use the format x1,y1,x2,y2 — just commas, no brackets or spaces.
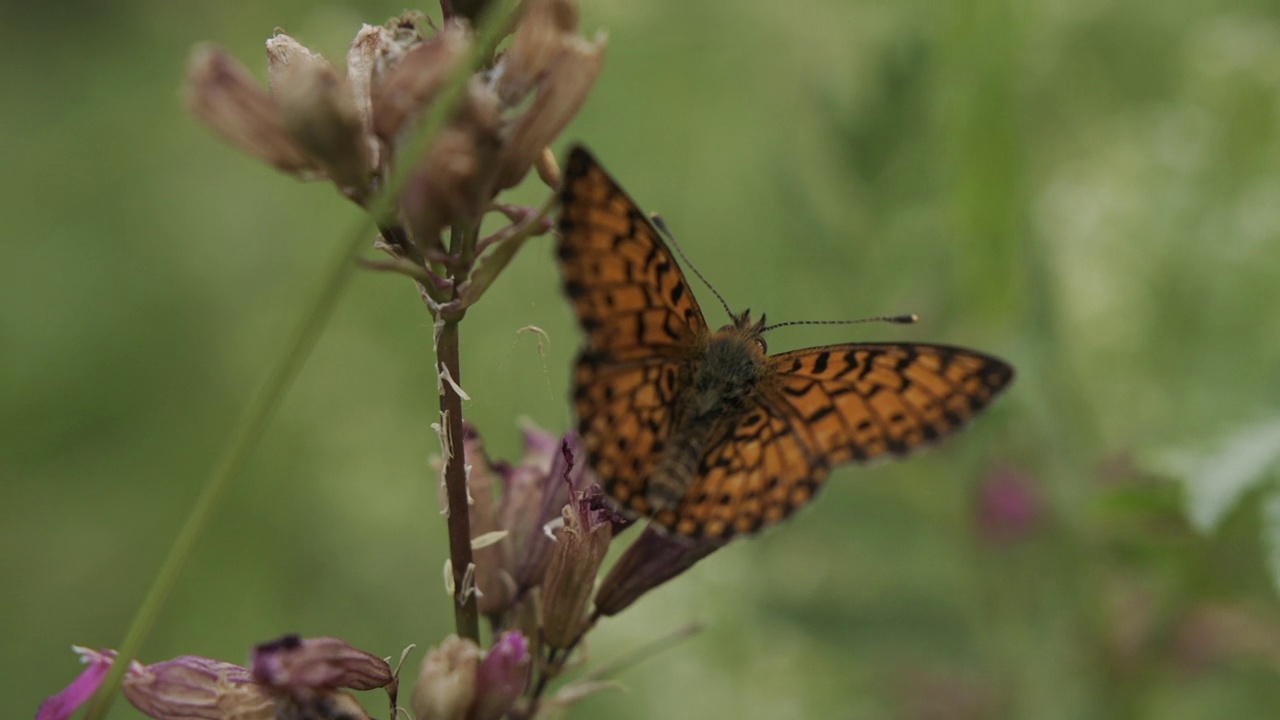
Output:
541,485,613,649
265,33,330,96
346,24,391,168
496,0,580,104
463,429,518,618
250,635,393,693
273,49,372,191
495,34,605,190
122,655,274,720
372,22,472,143
593,526,723,618
185,45,314,174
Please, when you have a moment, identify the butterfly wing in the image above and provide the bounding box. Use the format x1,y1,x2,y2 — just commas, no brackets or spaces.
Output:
659,343,1013,540
557,146,708,362
766,343,1014,462
557,146,709,509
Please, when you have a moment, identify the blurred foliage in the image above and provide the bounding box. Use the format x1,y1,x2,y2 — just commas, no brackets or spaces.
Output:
5,0,1280,719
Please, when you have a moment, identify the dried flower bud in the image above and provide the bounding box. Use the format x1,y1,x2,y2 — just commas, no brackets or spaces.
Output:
399,96,501,247
37,647,116,720
542,483,614,649
122,655,275,720
470,632,530,720
497,0,579,104
371,22,472,143
411,635,480,720
251,635,393,694
495,34,605,191
186,45,314,174
345,24,391,168
508,432,590,591
269,41,372,192
462,427,517,617
265,33,329,95
594,526,723,618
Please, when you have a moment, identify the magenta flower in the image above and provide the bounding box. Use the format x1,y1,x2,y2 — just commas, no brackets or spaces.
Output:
974,465,1043,544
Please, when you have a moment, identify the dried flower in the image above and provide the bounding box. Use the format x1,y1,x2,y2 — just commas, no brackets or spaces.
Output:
250,634,394,694
471,631,530,720
541,477,614,649
185,45,314,175
412,635,481,720
268,36,371,191
594,526,724,618
506,430,593,591
122,655,276,720
460,427,518,618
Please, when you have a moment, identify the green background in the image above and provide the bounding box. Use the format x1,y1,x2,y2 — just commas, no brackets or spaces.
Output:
6,1,1280,718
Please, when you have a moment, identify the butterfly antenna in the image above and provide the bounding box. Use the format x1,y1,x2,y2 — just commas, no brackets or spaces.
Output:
760,314,920,333
650,213,735,322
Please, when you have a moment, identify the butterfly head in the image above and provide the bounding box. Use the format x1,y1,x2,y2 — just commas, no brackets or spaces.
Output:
719,309,768,355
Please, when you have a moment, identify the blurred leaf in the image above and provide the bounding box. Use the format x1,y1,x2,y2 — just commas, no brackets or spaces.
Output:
1149,417,1280,534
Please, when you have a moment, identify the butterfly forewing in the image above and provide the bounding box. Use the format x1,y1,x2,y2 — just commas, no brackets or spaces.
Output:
557,147,708,363
555,146,1015,541
558,147,709,511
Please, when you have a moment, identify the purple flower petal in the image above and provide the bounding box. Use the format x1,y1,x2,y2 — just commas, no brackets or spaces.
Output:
36,647,116,720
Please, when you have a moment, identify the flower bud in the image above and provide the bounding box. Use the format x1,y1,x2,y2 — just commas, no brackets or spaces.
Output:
411,635,480,720
251,635,394,693
470,632,530,720
541,484,613,649
593,526,723,618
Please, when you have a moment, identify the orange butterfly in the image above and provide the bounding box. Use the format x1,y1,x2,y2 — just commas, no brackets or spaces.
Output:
555,146,1014,540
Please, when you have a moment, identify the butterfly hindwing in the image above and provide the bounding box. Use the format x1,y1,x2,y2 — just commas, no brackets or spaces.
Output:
765,343,1014,463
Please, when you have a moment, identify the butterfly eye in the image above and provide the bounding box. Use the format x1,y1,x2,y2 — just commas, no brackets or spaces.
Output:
755,336,768,354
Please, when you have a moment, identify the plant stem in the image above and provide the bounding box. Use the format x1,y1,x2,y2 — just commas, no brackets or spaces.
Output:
437,317,479,641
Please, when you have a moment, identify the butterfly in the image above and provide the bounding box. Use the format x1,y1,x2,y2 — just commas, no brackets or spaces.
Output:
555,146,1014,540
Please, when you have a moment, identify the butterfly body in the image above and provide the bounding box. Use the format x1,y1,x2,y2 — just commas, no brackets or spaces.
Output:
647,311,770,510
556,146,1014,541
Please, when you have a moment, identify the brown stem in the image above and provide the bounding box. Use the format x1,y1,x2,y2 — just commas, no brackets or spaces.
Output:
438,318,479,641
